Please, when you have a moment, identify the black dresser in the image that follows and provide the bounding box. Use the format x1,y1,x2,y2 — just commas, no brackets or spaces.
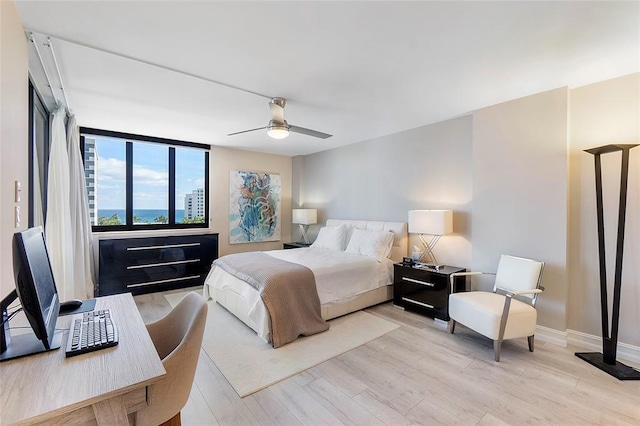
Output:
393,263,466,321
97,233,219,296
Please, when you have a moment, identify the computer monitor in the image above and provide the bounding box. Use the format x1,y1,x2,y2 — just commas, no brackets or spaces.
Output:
0,227,62,361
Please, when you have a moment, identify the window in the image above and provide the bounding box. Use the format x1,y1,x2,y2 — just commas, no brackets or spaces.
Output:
80,128,209,231
28,79,50,227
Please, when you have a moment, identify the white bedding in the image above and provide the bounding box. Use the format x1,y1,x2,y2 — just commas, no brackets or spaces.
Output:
205,219,407,343
204,247,394,341
267,247,394,303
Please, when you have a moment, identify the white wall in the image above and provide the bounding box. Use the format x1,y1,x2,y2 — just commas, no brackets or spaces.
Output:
0,1,29,299
471,88,569,332
295,115,474,270
568,73,639,347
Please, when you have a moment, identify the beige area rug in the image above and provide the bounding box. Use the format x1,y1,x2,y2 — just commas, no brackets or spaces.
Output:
165,291,399,397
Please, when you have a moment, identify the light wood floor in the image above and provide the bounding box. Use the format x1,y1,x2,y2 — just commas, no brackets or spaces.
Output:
134,288,640,426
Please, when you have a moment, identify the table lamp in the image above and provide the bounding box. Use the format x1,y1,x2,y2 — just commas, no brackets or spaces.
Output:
292,209,317,244
408,210,453,267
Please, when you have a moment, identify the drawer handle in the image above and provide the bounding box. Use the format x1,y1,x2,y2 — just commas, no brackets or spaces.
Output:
402,277,435,287
127,259,200,270
127,242,201,251
402,297,434,309
127,275,201,288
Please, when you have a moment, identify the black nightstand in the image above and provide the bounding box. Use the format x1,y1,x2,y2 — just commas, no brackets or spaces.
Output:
393,264,466,321
283,242,311,249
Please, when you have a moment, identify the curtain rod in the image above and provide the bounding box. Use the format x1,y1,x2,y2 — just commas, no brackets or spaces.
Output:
28,32,60,106
25,29,272,101
47,37,71,112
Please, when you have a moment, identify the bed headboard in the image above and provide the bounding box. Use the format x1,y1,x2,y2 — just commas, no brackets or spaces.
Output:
325,219,408,263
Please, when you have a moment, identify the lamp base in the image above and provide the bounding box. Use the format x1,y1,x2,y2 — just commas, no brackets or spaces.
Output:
575,352,640,380
298,224,310,245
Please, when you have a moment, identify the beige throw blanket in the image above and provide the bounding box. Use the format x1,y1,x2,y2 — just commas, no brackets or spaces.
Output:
213,252,329,348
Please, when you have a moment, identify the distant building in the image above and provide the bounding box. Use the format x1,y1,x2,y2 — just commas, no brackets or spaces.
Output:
184,188,205,220
84,138,98,225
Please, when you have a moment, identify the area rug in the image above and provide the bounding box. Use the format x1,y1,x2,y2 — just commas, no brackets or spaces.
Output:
165,291,399,397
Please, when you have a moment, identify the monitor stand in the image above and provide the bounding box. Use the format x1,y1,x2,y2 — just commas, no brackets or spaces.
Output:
0,329,62,362
0,290,63,362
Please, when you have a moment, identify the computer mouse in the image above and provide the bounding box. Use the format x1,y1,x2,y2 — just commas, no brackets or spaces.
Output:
61,299,83,309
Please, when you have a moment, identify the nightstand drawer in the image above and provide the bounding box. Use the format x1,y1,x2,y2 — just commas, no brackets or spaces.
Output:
400,289,448,310
398,269,448,291
393,263,466,321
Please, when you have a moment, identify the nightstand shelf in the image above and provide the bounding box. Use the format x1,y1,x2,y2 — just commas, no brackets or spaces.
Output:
393,264,466,321
283,242,311,249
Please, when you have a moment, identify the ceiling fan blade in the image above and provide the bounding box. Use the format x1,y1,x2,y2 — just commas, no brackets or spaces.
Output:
227,126,267,136
269,98,286,123
289,125,333,139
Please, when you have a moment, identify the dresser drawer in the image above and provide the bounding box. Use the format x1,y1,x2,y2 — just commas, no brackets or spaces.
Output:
98,234,218,296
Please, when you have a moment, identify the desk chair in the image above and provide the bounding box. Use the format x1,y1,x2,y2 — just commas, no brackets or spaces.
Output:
448,255,544,362
136,292,208,426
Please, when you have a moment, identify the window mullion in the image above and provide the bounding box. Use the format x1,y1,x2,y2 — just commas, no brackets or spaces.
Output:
169,147,176,225
126,141,133,228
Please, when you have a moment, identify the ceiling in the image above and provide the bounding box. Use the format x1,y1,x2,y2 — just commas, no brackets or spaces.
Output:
15,1,640,157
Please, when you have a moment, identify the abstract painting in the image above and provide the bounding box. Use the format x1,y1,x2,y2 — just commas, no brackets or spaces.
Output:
229,170,281,243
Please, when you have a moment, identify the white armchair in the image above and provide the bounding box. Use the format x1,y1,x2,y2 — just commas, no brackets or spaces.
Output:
448,255,545,362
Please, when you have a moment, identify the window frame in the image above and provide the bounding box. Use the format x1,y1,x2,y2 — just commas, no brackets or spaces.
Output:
28,78,50,228
80,127,210,232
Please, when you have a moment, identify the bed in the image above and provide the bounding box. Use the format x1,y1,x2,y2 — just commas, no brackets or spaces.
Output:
203,219,407,345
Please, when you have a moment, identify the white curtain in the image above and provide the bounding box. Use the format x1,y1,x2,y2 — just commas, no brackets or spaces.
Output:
45,106,74,302
67,115,95,298
32,143,45,227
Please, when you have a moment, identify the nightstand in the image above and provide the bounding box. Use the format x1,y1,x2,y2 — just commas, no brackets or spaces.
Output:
393,264,466,321
282,242,311,249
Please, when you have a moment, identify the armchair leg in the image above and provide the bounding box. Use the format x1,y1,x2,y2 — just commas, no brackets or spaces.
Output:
449,320,456,334
528,335,535,352
494,340,502,362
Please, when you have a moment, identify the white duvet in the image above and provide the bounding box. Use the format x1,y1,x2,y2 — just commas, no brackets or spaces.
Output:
204,247,394,341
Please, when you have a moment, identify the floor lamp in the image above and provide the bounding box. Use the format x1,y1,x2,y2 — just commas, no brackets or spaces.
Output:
575,144,639,380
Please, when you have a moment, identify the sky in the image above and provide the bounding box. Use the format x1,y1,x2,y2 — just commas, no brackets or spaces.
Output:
92,137,205,210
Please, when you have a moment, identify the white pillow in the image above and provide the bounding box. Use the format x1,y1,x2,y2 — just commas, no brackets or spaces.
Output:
310,225,347,251
345,229,395,262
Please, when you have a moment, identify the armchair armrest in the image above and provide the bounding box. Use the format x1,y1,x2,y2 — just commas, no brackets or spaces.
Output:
449,271,495,293
496,287,545,297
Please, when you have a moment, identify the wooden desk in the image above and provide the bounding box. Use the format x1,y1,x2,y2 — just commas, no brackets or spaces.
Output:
0,293,166,425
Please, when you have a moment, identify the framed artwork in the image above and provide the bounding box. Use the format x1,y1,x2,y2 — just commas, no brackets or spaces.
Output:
229,170,281,243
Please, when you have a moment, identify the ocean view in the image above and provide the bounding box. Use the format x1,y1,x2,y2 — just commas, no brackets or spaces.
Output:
98,209,186,224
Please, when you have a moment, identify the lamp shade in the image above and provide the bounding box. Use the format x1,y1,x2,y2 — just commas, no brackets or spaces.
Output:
292,209,317,225
408,210,453,235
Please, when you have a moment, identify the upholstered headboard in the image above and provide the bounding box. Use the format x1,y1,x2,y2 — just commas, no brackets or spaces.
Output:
325,219,408,263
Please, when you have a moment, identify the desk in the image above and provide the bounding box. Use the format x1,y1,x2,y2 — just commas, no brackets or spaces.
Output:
0,293,166,425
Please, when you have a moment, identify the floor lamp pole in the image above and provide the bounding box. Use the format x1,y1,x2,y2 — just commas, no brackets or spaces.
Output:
575,144,639,380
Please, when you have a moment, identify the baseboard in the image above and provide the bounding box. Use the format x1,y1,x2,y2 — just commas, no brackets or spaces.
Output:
536,325,640,365
535,325,568,348
567,330,640,365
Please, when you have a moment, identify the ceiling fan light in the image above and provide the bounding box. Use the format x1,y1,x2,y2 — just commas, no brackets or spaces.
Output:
267,125,290,139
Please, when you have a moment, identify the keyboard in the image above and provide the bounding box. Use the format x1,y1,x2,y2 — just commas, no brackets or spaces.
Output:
65,309,119,357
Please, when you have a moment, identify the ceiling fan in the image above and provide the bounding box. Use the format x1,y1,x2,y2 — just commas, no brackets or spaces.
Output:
228,98,332,140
